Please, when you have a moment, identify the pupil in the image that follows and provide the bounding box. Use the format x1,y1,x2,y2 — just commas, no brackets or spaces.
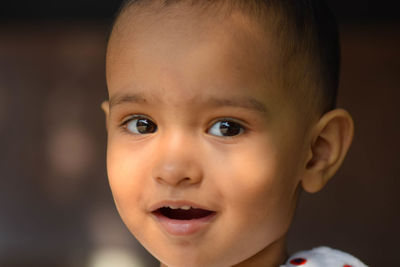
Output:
137,119,156,134
220,121,241,136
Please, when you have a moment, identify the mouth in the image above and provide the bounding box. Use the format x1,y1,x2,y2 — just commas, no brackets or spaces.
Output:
150,203,217,236
153,206,215,220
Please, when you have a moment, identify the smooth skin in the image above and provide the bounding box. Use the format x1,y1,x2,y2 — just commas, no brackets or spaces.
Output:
103,3,354,267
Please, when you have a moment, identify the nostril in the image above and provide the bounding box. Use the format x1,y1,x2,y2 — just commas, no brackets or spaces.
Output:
180,177,192,183
154,175,201,186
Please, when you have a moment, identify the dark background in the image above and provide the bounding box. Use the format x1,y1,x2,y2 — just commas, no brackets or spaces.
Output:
0,1,399,266
0,0,119,20
1,0,400,21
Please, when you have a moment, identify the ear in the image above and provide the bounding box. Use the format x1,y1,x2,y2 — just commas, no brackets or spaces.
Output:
301,109,354,193
101,101,110,131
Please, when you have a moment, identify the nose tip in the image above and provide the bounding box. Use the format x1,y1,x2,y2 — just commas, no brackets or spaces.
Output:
150,132,203,187
152,159,203,187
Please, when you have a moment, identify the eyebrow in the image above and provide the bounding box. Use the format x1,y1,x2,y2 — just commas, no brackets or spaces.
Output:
206,96,267,113
109,92,267,113
109,93,148,108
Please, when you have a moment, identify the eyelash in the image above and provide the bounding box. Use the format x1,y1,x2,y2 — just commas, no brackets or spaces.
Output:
119,115,247,138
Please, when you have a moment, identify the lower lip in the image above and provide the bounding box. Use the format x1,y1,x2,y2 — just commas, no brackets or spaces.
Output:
151,212,217,236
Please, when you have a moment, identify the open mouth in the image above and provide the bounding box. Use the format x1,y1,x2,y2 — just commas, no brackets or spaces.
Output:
153,206,215,220
151,204,217,235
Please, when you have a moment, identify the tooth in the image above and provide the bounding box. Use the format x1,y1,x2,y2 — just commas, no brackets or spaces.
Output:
168,205,179,209
181,205,191,210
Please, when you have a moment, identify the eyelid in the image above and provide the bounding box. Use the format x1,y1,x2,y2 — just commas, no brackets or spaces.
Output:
119,114,153,126
208,117,248,129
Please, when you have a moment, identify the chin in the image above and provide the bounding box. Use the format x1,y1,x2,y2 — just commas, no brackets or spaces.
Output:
155,249,222,267
158,257,205,267
157,251,243,267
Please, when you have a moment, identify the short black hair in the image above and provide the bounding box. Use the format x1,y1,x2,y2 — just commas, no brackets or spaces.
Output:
112,0,340,115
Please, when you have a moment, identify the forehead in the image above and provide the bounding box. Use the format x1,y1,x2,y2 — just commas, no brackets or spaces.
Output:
106,3,285,110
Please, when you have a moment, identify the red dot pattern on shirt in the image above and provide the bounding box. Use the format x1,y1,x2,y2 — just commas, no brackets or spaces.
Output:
289,257,354,266
289,258,307,265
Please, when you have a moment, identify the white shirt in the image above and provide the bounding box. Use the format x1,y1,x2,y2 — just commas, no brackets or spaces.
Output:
281,247,368,267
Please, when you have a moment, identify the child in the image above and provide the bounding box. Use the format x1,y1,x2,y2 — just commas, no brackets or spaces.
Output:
101,0,367,266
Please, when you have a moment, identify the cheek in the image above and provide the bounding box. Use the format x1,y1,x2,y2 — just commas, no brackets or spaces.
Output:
202,144,299,263
106,139,148,222
212,141,300,227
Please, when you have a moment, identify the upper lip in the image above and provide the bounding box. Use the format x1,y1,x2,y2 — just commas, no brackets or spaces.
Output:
149,200,216,213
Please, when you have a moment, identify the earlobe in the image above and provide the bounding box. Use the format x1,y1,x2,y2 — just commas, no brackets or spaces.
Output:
101,101,110,131
301,109,354,193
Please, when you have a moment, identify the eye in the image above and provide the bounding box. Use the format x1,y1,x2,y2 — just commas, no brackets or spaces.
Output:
208,119,244,137
123,116,157,134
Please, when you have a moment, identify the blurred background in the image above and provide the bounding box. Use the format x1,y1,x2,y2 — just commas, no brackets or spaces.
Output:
0,0,398,266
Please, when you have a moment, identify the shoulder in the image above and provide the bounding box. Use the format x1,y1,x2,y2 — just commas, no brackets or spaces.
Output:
281,246,368,267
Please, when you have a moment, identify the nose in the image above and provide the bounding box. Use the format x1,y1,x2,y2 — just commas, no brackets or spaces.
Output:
151,134,203,187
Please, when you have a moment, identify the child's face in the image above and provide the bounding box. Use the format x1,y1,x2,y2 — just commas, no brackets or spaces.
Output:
104,7,312,267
